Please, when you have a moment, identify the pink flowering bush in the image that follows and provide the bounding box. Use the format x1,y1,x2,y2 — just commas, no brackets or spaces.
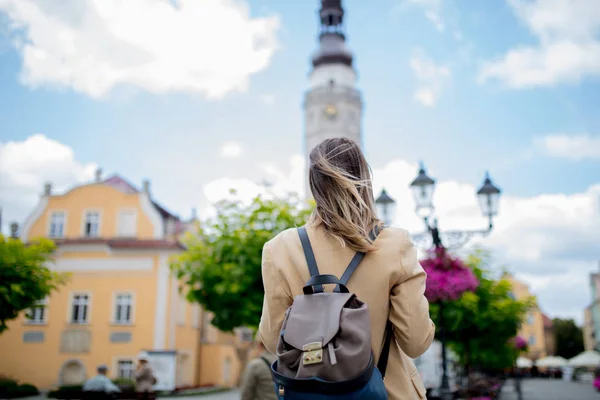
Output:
421,248,479,302
512,335,528,351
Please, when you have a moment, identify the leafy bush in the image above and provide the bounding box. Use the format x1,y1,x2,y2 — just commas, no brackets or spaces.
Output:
112,378,135,388
4,383,39,398
47,384,84,399
0,376,19,398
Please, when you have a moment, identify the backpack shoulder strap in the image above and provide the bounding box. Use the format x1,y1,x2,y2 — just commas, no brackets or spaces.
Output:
297,227,323,293
260,357,271,370
337,225,384,288
378,321,393,378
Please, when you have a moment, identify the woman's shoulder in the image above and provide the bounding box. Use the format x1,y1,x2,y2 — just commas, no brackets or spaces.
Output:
266,226,301,247
379,226,412,245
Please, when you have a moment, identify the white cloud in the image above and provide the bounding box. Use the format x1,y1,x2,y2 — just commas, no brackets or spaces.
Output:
479,0,600,88
0,134,97,232
0,0,281,99
260,93,276,106
220,141,243,159
401,0,445,31
535,134,600,160
409,49,451,106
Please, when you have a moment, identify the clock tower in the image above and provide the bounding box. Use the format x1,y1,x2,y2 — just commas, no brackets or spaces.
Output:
304,0,363,196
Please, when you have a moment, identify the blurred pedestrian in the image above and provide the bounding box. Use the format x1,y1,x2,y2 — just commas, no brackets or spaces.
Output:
240,341,277,400
83,364,120,399
135,352,157,400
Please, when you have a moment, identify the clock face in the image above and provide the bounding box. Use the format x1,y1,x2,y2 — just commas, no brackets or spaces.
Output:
324,104,338,118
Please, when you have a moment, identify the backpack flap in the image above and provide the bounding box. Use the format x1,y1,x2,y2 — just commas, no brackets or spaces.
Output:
276,290,372,382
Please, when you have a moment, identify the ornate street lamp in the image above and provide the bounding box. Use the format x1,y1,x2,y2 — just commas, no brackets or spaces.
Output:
409,162,502,400
375,188,396,226
411,164,502,250
409,162,436,218
477,171,502,229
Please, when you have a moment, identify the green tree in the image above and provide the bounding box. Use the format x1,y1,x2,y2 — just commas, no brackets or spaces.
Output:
553,318,584,359
0,235,68,333
171,193,313,333
431,250,534,371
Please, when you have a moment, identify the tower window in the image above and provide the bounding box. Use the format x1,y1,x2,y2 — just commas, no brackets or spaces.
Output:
328,15,333,25
329,79,335,86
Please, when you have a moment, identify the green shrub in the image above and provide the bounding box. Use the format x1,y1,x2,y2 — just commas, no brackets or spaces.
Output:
4,383,39,398
47,384,84,399
0,376,19,397
112,378,135,389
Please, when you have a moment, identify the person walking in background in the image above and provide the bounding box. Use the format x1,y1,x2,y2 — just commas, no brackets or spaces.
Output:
83,364,120,398
135,352,156,400
258,137,435,400
240,341,277,400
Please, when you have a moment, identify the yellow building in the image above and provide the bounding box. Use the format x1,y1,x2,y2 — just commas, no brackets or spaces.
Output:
0,173,246,390
504,274,548,360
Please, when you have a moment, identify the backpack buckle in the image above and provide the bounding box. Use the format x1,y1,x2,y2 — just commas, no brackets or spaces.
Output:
302,342,323,365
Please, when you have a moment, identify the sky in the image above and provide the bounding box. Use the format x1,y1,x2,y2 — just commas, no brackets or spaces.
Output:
0,0,599,324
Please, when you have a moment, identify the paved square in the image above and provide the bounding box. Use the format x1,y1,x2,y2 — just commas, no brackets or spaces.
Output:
500,378,597,400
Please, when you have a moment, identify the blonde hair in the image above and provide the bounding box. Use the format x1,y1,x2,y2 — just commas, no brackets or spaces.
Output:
308,138,382,253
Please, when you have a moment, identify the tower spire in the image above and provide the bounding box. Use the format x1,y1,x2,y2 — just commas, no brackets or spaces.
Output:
312,0,353,69
319,0,344,34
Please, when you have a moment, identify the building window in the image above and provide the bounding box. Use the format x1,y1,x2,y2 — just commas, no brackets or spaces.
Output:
529,335,536,345
238,327,253,342
177,294,187,326
117,360,134,380
191,304,201,329
71,294,90,324
27,298,48,324
527,313,534,325
117,210,137,237
49,212,65,238
84,211,100,237
114,293,133,325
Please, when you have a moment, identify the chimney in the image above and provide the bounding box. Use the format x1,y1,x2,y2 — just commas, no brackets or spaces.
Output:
10,222,18,239
95,168,103,183
43,182,52,196
142,179,151,194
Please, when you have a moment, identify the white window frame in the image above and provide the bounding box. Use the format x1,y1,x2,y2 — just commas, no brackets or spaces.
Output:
112,292,135,325
527,313,534,325
26,297,49,325
82,209,102,238
116,209,138,238
48,211,67,238
529,334,536,345
69,292,91,324
114,358,135,380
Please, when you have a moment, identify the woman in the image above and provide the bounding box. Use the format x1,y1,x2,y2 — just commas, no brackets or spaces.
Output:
258,137,435,400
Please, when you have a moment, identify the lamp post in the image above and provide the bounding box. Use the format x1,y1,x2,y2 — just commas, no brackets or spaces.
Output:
375,188,396,226
409,162,502,400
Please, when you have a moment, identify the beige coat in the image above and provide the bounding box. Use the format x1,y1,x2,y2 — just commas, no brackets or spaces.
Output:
135,364,155,393
258,224,435,400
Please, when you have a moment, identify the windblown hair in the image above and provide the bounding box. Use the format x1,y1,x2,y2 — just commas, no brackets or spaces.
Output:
308,138,382,253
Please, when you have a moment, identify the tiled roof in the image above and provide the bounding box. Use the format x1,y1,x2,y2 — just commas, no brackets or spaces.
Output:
52,238,185,250
542,313,553,329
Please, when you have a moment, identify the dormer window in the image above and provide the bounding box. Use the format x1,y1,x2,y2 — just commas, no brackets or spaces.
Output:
49,211,65,238
84,211,100,237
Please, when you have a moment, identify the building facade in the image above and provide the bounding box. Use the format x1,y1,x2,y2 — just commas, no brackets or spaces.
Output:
504,274,548,360
304,0,363,195
0,173,246,390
